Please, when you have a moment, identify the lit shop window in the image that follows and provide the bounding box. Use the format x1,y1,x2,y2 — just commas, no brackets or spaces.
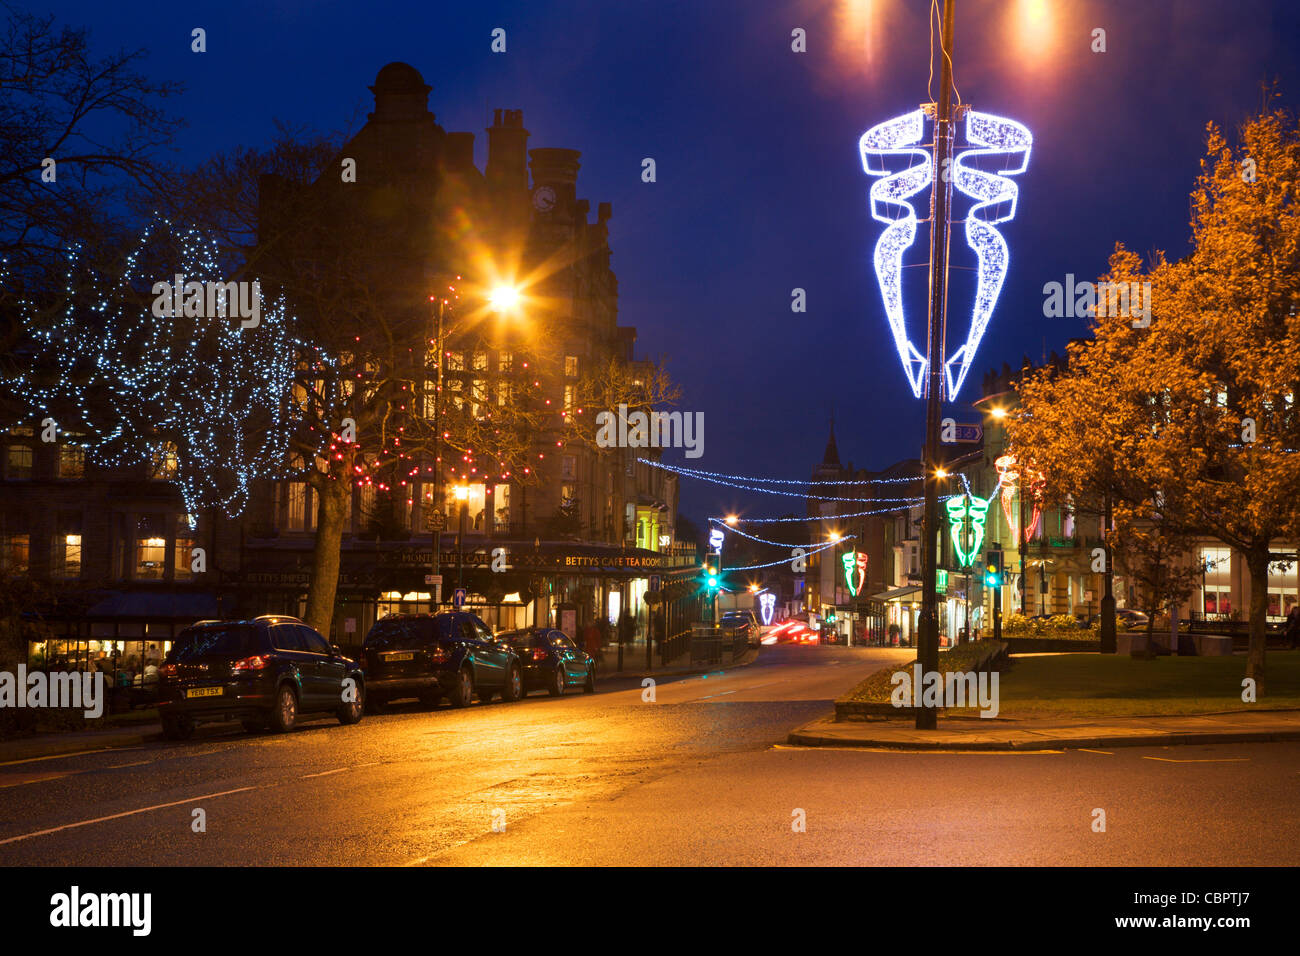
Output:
136,516,167,580
494,484,510,528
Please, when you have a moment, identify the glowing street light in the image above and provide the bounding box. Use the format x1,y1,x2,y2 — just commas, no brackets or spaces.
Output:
487,284,521,312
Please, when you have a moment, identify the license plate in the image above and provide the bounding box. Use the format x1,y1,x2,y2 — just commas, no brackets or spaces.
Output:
384,652,415,662
185,686,223,699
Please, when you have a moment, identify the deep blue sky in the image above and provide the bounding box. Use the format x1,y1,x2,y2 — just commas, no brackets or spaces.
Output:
47,0,1300,528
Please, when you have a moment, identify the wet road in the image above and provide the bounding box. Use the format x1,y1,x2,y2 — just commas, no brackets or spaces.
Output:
1,644,1297,866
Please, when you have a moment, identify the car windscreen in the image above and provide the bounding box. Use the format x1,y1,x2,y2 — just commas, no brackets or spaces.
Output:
501,631,536,650
169,625,259,661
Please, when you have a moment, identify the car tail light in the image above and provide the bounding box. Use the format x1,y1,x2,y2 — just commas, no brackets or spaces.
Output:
230,655,269,675
429,644,450,663
531,646,549,661
160,663,177,678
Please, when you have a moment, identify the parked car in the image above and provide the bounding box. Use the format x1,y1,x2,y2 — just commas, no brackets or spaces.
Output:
361,611,522,711
158,616,365,739
500,627,596,696
721,609,761,647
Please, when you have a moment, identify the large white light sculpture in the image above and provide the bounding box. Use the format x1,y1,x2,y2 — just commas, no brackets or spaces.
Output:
859,110,932,398
758,591,776,626
860,109,1031,400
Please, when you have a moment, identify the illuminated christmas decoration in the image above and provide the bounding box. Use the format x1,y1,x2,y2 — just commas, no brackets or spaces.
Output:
708,528,725,552
4,220,306,517
945,494,989,567
993,453,1045,540
841,551,868,597
759,591,776,625
639,460,923,486
860,109,1031,400
946,111,1033,399
859,109,932,398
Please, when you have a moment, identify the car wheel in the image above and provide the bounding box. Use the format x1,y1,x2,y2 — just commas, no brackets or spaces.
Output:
269,685,298,733
337,682,363,725
417,688,441,709
448,667,473,708
162,714,194,740
548,667,564,697
240,718,266,734
502,664,523,703
583,666,595,694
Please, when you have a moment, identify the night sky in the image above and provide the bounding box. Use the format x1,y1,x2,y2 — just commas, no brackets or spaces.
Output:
49,0,1300,529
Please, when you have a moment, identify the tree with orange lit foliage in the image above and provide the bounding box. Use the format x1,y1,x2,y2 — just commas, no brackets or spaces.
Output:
1012,106,1300,691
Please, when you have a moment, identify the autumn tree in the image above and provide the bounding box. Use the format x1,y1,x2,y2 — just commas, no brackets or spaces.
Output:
1013,107,1300,692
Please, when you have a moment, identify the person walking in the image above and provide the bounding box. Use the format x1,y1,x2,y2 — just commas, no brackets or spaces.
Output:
1286,603,1300,650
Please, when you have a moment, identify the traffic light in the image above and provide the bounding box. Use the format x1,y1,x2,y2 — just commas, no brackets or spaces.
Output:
983,550,1003,588
701,565,719,591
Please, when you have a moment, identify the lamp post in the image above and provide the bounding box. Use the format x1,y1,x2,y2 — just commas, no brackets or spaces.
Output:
915,0,957,731
428,290,448,609
455,484,469,590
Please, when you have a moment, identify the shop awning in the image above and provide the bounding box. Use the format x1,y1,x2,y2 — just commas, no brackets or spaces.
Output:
84,592,220,620
869,585,922,603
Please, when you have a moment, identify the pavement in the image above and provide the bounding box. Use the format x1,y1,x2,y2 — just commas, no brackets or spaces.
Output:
789,708,1300,751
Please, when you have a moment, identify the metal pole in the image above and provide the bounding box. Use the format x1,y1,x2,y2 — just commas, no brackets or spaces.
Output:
916,0,956,731
1100,488,1116,652
457,499,467,590
432,294,444,610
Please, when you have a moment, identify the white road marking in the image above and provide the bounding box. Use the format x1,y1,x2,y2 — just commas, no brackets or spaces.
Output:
0,746,142,768
1078,749,1114,755
1142,756,1250,763
0,786,257,846
301,767,349,778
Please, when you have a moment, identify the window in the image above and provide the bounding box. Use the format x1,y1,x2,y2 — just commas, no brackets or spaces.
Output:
561,455,576,480
54,513,83,579
299,626,332,655
448,378,464,411
564,384,576,412
286,483,311,532
174,515,197,580
447,351,464,372
471,380,488,419
1202,547,1232,617
59,444,86,479
6,444,33,480
493,484,510,529
564,355,578,377
271,625,307,652
1,533,30,573
135,515,167,580
150,443,178,480
497,382,509,406
472,351,488,372
423,379,437,419
498,351,513,373
561,484,576,506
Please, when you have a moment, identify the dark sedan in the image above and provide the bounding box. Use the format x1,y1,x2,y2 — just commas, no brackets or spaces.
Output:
501,627,596,697
158,616,365,739
362,611,522,710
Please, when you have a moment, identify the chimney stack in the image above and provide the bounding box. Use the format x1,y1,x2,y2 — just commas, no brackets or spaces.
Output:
486,108,529,192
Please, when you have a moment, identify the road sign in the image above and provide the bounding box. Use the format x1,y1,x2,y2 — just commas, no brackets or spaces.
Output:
950,423,982,443
424,510,446,530
452,587,467,609
424,574,442,586
649,574,662,592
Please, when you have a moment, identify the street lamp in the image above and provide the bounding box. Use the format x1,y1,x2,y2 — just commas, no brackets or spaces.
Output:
487,284,521,313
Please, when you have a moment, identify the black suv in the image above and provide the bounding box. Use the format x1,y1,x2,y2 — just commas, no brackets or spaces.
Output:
158,616,365,739
361,611,523,710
